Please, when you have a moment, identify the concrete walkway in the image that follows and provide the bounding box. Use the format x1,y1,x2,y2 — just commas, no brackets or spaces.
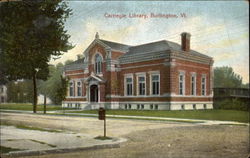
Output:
1,125,126,157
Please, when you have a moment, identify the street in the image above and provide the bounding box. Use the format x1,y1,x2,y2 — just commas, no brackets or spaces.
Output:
0,112,249,158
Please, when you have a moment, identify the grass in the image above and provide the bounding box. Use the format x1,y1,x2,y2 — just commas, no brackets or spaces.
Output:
0,121,62,133
66,109,249,123
94,136,113,140
49,113,205,123
0,103,62,111
0,146,22,154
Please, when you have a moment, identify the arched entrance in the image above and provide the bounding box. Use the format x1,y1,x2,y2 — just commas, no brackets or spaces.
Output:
90,85,98,102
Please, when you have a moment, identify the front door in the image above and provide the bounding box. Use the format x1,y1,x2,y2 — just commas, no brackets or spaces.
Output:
90,85,98,102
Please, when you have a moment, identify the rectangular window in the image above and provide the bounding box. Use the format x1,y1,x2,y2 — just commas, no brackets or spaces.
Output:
203,104,207,109
151,75,159,95
125,77,133,96
138,76,146,95
179,73,185,95
77,81,82,96
150,104,153,110
181,104,185,110
154,104,158,110
191,75,196,95
69,81,74,96
193,104,196,110
201,76,206,96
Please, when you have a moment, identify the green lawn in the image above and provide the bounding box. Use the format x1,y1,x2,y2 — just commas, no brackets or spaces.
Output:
68,109,249,123
0,103,62,111
0,146,22,154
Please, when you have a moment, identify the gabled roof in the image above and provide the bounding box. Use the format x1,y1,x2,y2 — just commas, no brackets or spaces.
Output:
64,58,86,71
119,40,212,64
99,39,130,52
83,39,130,55
85,74,105,83
65,36,213,72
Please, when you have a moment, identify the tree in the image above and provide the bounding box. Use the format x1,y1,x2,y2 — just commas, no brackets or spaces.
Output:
7,80,33,103
38,63,69,106
214,66,243,88
0,1,73,113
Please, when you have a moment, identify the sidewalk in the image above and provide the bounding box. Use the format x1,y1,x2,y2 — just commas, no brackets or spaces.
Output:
1,109,248,126
1,125,126,157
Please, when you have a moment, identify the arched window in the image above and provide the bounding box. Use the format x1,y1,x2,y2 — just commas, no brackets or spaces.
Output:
95,54,102,74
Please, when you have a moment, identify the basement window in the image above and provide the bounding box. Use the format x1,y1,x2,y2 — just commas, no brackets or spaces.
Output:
181,104,185,110
193,104,196,110
154,104,158,110
203,104,207,109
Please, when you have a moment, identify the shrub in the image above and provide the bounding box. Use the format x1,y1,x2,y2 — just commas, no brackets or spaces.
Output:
214,98,249,111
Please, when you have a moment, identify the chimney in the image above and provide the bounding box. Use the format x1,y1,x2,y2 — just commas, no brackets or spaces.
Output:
181,32,191,52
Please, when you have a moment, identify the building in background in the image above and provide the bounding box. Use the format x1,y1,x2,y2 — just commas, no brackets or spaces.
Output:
62,32,214,110
0,84,7,103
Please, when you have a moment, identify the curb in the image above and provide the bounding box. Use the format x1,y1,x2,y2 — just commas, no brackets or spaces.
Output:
2,138,127,157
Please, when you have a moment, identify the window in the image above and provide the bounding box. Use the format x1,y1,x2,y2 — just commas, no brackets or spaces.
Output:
191,75,196,95
179,73,185,95
203,104,207,109
151,74,159,95
125,104,127,109
138,76,146,95
77,81,82,96
125,77,133,96
154,104,158,110
76,103,80,109
95,54,102,74
193,104,196,110
1,97,4,102
69,81,74,96
137,104,140,109
68,103,72,108
141,104,144,109
201,76,206,96
181,104,185,110
128,104,132,109
150,104,153,110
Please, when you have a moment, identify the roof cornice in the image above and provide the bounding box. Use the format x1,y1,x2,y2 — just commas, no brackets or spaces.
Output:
83,39,111,55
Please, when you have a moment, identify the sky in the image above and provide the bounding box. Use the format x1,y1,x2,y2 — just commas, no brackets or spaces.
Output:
50,1,249,83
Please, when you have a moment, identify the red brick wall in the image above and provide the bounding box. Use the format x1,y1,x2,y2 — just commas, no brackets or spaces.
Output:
171,58,212,96
64,42,213,103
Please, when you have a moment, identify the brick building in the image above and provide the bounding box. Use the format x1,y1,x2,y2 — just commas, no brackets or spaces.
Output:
62,32,214,110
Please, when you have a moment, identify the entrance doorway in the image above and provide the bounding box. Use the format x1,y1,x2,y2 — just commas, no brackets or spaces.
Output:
90,85,98,102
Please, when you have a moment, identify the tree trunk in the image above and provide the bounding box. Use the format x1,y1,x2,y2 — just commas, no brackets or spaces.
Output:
44,94,46,114
32,73,37,113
